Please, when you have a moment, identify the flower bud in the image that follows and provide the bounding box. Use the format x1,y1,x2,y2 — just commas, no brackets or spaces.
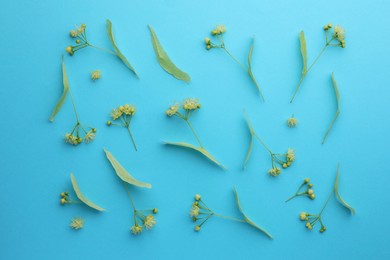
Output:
153,208,158,214
307,189,314,195
194,226,201,232
282,163,287,168
195,194,201,201
75,39,80,44
205,37,210,44
65,46,74,56
60,198,66,205
304,178,310,184
92,128,97,133
310,194,316,200
308,183,313,188
107,121,112,126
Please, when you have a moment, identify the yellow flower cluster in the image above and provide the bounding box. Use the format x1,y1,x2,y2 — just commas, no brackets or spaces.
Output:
65,128,96,146
268,167,281,176
59,191,69,205
166,103,180,117
130,224,143,235
287,117,298,128
69,24,86,38
211,25,227,35
70,217,85,230
183,98,201,111
91,70,101,81
130,214,157,235
111,104,136,120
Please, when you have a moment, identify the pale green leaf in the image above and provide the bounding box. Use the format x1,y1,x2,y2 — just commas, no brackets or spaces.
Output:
243,111,255,170
247,37,264,101
70,173,105,211
106,19,139,78
322,72,340,144
164,142,226,170
49,56,69,122
299,31,308,75
233,188,273,239
148,25,191,83
104,148,152,188
334,164,356,215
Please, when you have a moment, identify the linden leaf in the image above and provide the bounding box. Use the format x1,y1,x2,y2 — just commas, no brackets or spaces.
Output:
334,164,356,215
49,56,69,122
148,25,191,83
70,173,105,211
164,142,226,170
247,37,265,101
243,111,255,170
104,148,152,188
233,188,273,239
299,31,308,75
322,72,340,144
106,19,139,78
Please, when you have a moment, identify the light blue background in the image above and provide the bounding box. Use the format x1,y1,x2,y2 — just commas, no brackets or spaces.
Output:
1,0,389,259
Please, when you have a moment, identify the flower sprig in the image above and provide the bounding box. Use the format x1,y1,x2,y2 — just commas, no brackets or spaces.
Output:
291,23,346,103
164,98,226,170
287,115,298,128
244,112,295,176
205,25,264,100
65,24,116,56
286,178,316,202
107,104,138,151
190,190,272,238
299,163,355,233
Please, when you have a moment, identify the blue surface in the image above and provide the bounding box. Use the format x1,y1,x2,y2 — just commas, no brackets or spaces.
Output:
1,0,389,259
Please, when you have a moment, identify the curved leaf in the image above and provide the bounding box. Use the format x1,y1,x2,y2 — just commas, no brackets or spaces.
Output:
49,56,69,122
247,37,264,101
322,72,340,144
164,141,226,170
70,173,105,211
299,31,308,75
106,19,139,78
148,25,190,82
104,148,152,188
334,164,355,214
243,111,255,170
233,188,273,239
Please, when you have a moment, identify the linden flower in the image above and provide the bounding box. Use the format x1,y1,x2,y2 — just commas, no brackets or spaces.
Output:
183,98,201,111
91,70,101,81
333,25,346,42
190,205,200,217
84,130,96,143
211,25,226,35
268,167,281,177
111,108,123,120
287,149,295,162
121,104,136,115
287,117,298,128
300,212,308,221
65,46,74,55
70,217,85,230
165,103,180,117
130,225,143,235
65,133,79,145
143,215,156,230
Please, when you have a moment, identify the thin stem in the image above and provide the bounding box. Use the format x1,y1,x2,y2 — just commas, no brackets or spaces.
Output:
223,47,247,71
290,44,329,103
214,213,246,223
123,183,136,210
68,88,80,122
88,44,117,55
126,126,138,151
254,134,272,154
322,111,340,144
319,185,336,216
285,195,297,202
185,119,203,148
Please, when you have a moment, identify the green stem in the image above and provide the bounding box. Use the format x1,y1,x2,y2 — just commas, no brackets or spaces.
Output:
88,44,117,55
285,194,297,202
254,134,272,154
223,47,247,71
126,126,138,151
185,119,203,148
68,88,80,122
319,185,335,217
124,183,136,210
214,213,246,223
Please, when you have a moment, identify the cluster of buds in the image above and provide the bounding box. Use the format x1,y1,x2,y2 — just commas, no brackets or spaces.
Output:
286,178,316,202
268,148,296,176
300,212,327,233
65,24,87,56
324,23,346,48
204,25,227,50
107,104,138,151
130,208,158,235
60,191,69,205
166,98,201,117
190,194,213,232
64,126,96,146
287,115,298,128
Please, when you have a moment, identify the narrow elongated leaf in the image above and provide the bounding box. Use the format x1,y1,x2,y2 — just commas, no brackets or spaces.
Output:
322,73,340,144
148,25,191,82
299,31,308,75
106,19,139,78
233,188,273,239
164,142,226,170
70,173,105,211
334,164,356,214
243,111,255,170
247,37,265,101
49,56,69,122
104,148,151,188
